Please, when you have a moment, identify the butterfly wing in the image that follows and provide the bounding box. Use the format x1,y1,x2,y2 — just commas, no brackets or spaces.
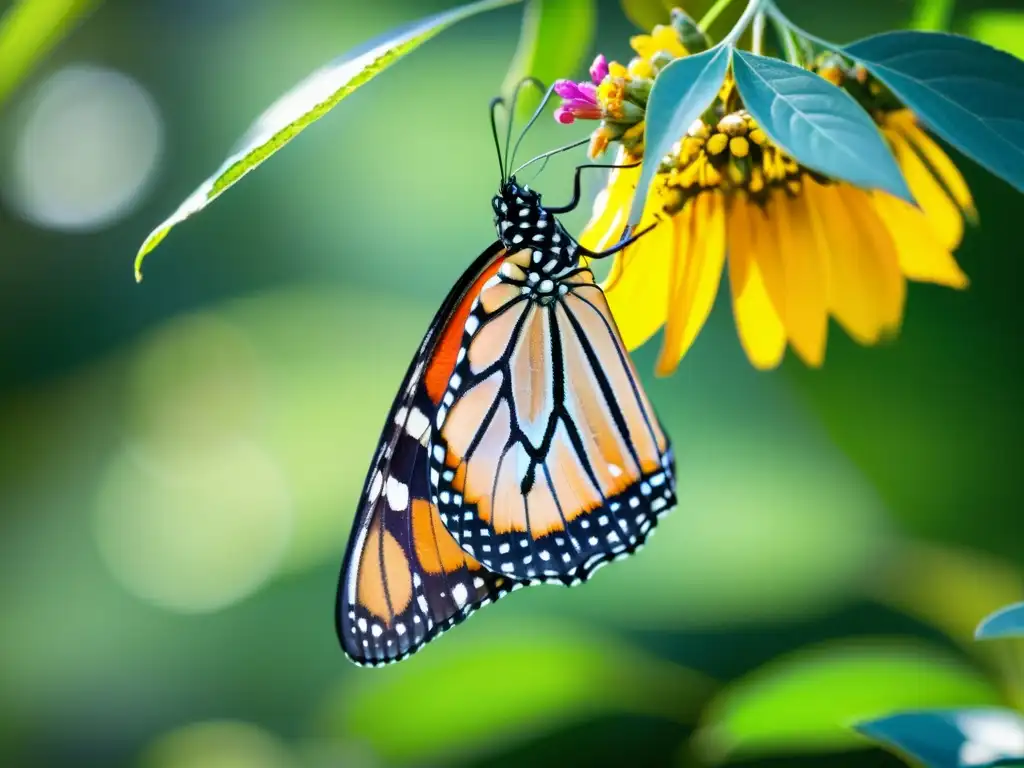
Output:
428,248,676,583
336,242,525,666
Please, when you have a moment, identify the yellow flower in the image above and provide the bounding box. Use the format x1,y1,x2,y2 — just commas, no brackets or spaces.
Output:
630,25,689,60
581,109,976,374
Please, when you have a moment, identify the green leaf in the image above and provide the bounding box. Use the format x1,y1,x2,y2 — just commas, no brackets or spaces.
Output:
969,11,1024,59
695,639,1003,762
976,602,1024,641
134,0,521,281
627,44,729,228
911,0,955,32
318,617,712,762
857,709,1024,768
844,31,1024,194
0,0,100,108
731,50,913,202
502,0,596,118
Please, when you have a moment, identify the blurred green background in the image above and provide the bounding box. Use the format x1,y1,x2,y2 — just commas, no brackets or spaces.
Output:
1,0,1023,765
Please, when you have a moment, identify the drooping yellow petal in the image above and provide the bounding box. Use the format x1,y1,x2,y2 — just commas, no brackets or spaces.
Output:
889,132,964,251
579,148,639,253
900,120,977,221
655,190,726,375
767,191,828,367
836,186,906,335
872,192,969,289
601,209,679,351
808,181,904,344
728,196,786,369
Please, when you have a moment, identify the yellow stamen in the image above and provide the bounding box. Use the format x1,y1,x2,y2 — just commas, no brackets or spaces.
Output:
729,136,750,158
706,133,728,156
749,129,767,146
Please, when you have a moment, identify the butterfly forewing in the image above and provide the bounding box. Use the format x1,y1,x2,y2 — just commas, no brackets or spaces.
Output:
429,247,676,584
336,243,522,666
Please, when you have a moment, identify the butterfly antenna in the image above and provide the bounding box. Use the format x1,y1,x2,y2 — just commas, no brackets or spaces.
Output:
504,77,545,178
489,96,507,183
511,137,588,177
509,81,556,172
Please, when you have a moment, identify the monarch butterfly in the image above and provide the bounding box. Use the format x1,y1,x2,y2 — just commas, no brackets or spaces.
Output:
337,84,677,666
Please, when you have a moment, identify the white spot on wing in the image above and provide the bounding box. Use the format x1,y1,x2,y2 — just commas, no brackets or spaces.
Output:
386,477,409,511
452,583,468,608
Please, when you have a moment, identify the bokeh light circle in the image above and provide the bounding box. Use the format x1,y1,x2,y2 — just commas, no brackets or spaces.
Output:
94,439,292,613
3,63,163,231
140,721,296,768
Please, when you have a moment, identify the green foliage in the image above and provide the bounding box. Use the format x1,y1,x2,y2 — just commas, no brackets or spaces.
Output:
319,617,712,762
731,50,913,202
695,639,1003,762
858,708,1024,768
911,0,956,32
619,0,675,30
133,0,522,279
976,602,1024,640
843,31,1024,193
627,44,729,227
503,0,596,118
0,0,100,108
969,11,1024,58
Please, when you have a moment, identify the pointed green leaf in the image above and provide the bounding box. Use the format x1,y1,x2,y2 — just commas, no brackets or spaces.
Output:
731,50,913,202
627,44,729,228
969,11,1024,59
844,31,1024,194
134,0,521,280
857,708,1024,768
695,639,1002,762
0,0,100,108
503,0,596,118
976,601,1024,640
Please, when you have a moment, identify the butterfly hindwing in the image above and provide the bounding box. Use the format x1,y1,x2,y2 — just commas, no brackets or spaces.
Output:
336,243,524,666
428,247,677,584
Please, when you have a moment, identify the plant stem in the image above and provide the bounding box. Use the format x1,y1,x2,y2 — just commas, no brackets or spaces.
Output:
751,11,766,54
722,0,765,47
772,14,801,65
698,0,737,32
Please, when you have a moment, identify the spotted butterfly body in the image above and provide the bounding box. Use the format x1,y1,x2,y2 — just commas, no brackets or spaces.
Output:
337,178,676,667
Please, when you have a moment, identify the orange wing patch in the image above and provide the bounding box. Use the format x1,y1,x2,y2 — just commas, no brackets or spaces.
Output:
356,524,413,624
411,499,482,574
425,251,506,404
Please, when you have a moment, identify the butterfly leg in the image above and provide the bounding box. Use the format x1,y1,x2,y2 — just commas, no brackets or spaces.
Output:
543,161,642,214
577,219,659,259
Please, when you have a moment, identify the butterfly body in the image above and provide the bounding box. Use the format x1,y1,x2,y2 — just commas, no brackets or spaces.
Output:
338,170,676,667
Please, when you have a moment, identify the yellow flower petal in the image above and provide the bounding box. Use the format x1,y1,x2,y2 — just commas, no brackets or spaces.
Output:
579,149,639,253
872,192,969,289
890,131,964,251
601,210,679,351
655,191,726,375
901,120,977,221
808,182,904,344
728,197,786,369
764,193,828,367
836,185,906,334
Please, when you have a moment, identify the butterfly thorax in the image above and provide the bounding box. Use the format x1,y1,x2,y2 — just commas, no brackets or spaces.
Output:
491,178,579,280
